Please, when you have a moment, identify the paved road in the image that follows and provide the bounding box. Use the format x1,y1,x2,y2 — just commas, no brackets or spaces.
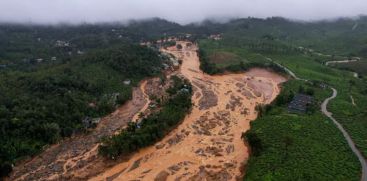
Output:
321,88,367,181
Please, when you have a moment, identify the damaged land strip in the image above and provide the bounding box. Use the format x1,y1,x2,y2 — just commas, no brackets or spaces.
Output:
88,41,287,180
98,76,193,160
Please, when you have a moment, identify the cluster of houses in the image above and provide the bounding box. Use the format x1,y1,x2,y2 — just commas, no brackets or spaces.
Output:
111,29,124,39
156,37,178,44
209,34,222,40
140,35,196,72
14,39,87,66
55,40,70,47
140,33,193,47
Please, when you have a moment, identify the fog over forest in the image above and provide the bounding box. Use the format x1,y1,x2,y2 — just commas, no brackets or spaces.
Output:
0,0,366,24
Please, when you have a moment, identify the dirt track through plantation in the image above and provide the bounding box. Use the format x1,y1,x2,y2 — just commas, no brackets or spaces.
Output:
90,42,286,181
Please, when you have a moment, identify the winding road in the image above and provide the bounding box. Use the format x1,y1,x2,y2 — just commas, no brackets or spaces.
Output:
321,88,367,181
325,58,360,78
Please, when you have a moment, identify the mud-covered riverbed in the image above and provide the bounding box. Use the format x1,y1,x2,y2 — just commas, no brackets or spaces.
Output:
90,41,286,181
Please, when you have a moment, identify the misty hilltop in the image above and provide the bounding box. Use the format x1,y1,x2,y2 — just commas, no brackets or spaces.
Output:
0,0,367,24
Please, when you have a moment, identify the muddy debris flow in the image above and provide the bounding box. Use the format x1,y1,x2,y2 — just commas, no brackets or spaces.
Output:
90,41,286,181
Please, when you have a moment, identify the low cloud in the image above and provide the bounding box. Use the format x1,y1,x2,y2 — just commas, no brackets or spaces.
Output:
0,0,366,24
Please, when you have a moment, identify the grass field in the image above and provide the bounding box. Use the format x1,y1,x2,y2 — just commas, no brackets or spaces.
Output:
199,39,269,66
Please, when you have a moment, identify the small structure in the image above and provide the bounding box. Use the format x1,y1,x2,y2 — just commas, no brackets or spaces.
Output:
180,88,190,93
319,83,328,89
162,63,169,70
170,58,180,70
288,94,313,113
140,41,152,46
55,40,70,47
123,80,131,85
82,117,101,128
149,103,157,108
36,58,43,63
77,50,84,55
88,102,97,108
0,64,7,69
51,57,57,61
209,34,222,40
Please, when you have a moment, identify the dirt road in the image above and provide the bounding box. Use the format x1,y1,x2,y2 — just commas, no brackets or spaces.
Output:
321,88,367,181
90,42,286,181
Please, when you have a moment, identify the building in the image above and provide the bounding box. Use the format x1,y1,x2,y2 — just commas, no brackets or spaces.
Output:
288,94,313,113
319,83,328,89
55,40,70,47
209,34,222,40
77,50,85,55
82,117,101,128
123,80,131,85
170,58,180,70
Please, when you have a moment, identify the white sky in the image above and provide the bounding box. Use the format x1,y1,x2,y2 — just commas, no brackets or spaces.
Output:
0,0,366,24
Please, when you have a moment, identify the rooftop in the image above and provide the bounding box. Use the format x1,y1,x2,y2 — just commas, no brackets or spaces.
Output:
288,94,313,113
